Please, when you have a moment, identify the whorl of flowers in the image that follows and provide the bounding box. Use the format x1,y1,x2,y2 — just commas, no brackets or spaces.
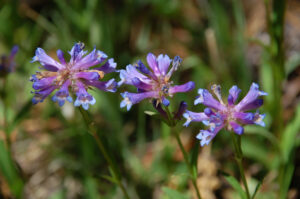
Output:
119,53,195,110
184,83,267,146
30,42,117,110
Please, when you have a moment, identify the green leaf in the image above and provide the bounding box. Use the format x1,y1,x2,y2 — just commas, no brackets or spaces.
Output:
252,181,262,199
241,138,269,168
144,111,157,116
84,176,100,199
49,189,65,199
222,172,247,199
0,141,24,198
244,126,279,147
190,142,199,179
280,162,295,199
285,54,300,76
101,174,118,184
280,104,300,163
162,187,189,199
8,99,33,133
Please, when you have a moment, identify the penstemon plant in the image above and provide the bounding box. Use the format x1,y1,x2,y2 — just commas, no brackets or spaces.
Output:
119,53,203,199
30,42,130,199
184,83,267,199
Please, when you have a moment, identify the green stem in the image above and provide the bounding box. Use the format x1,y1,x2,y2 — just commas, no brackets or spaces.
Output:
2,77,11,149
266,1,287,198
230,132,251,199
174,128,202,199
78,107,130,199
164,107,202,199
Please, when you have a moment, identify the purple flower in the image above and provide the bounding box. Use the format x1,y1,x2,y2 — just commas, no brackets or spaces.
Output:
119,53,195,110
0,45,18,77
184,83,267,146
30,42,117,110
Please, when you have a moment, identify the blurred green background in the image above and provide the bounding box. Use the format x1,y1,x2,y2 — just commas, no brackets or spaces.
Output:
0,0,300,198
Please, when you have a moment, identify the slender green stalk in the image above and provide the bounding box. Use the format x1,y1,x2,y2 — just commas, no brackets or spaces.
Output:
78,107,130,199
2,77,11,148
266,1,287,198
230,132,251,199
174,129,202,199
164,107,202,199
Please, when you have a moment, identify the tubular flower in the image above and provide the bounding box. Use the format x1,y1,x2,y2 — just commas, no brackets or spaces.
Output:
30,42,117,110
119,53,195,110
184,83,267,146
0,45,18,77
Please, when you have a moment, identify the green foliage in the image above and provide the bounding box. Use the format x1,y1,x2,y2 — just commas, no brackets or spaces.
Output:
223,172,247,199
0,141,24,198
162,187,190,199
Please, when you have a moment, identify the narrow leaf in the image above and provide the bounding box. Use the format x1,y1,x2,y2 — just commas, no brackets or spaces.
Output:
252,181,262,199
222,172,247,199
162,187,189,199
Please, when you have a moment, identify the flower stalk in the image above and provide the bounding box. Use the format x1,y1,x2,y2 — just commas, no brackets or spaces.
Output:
78,107,130,199
2,77,10,148
164,106,202,199
230,132,251,199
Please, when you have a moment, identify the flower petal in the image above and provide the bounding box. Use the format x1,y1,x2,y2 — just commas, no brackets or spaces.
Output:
32,48,64,71
174,101,187,120
72,48,107,70
169,81,195,94
146,53,160,76
136,60,150,75
76,71,100,81
236,99,264,112
166,55,182,79
196,124,224,146
88,78,117,92
235,83,267,111
132,77,152,90
95,58,116,73
234,112,255,124
183,110,209,127
254,112,266,127
52,80,72,106
228,85,241,105
120,91,159,111
229,121,244,135
32,86,57,104
194,89,225,111
157,54,171,76
161,97,170,106
118,64,151,86
56,49,66,65
32,76,56,90
69,42,87,63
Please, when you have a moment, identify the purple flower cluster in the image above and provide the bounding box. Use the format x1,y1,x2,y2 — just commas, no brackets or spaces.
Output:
0,45,18,77
30,42,117,110
184,83,267,146
29,44,267,145
119,53,195,110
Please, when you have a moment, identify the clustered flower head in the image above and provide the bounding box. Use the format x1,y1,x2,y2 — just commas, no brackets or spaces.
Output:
29,43,268,147
184,83,267,146
0,45,18,77
119,53,195,110
30,42,117,110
